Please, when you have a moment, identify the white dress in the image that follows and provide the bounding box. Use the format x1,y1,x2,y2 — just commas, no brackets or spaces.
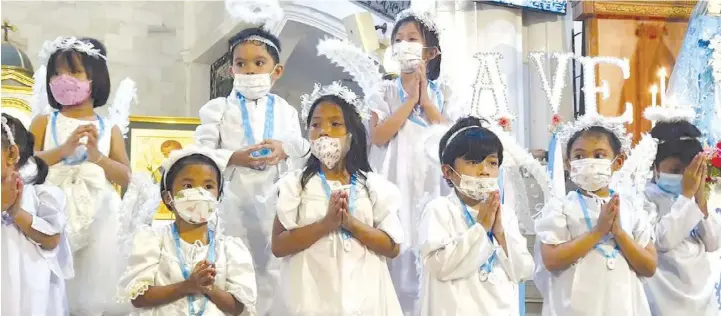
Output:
195,92,308,316
642,183,721,316
534,192,654,316
116,224,258,315
1,184,74,316
272,170,404,316
369,78,458,314
418,193,534,316
43,112,125,315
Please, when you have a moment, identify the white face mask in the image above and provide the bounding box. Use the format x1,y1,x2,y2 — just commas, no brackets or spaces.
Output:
392,41,423,73
452,169,499,201
311,135,351,169
170,187,218,224
569,158,614,192
233,72,273,100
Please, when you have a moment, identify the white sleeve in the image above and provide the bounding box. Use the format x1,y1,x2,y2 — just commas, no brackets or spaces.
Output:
495,205,534,282
195,98,235,166
29,184,66,237
367,173,404,244
370,81,396,122
419,199,495,281
276,171,303,230
223,236,258,316
698,206,721,252
631,200,654,248
116,227,163,303
534,197,572,245
278,102,309,161
645,195,703,252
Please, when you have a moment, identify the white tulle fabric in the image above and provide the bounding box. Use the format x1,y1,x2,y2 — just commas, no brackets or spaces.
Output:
271,170,404,315
1,184,74,316
195,92,308,315
534,192,654,316
418,193,533,315
643,183,721,316
116,225,258,315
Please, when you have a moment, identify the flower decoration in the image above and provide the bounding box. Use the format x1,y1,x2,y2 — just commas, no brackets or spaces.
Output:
706,142,721,186
549,113,563,133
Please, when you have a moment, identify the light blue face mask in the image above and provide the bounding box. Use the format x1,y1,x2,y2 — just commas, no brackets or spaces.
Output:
656,173,683,196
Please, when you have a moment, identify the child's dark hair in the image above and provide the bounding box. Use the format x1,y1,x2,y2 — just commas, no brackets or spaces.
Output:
439,117,504,187
391,16,442,81
1,114,49,184
160,154,223,208
650,121,702,167
229,28,282,65
565,126,623,158
46,37,110,110
300,95,372,191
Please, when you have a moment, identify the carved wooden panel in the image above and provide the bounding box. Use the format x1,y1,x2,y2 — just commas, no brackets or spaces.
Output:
573,0,696,21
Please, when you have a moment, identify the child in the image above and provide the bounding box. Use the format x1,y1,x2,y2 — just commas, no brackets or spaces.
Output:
418,117,533,315
195,27,307,314
271,83,404,315
1,113,73,315
642,121,721,315
29,37,132,314
367,9,453,312
117,146,257,315
535,125,658,315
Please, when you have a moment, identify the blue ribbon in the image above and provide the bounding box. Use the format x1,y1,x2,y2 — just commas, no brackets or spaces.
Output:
461,202,497,273
547,133,558,177
237,93,274,157
575,191,620,260
171,223,215,316
397,78,443,127
51,112,105,165
318,171,357,240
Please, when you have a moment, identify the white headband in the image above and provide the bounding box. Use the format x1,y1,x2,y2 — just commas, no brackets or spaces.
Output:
1,117,15,146
231,35,280,56
38,36,106,66
441,125,484,159
160,145,227,190
300,82,370,126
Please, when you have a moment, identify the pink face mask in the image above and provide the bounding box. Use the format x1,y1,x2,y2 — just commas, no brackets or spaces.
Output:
49,74,92,106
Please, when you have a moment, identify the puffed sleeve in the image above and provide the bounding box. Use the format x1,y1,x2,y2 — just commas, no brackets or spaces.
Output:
698,206,721,252
644,194,700,252
28,184,66,237
534,196,572,245
116,227,163,303
419,197,496,281
631,199,654,248
495,204,534,282
276,171,303,230
367,173,404,244
195,97,235,166
223,236,258,316
370,81,397,121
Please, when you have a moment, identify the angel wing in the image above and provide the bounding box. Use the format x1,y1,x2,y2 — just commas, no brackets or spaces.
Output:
107,78,137,138
117,172,161,262
316,38,384,111
609,133,658,204
30,65,53,119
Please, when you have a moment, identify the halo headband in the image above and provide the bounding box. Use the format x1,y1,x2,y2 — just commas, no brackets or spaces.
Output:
441,125,484,160
231,35,280,56
38,36,106,66
160,145,227,191
1,116,15,146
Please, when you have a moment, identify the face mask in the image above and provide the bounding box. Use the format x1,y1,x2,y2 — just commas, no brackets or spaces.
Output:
392,41,423,73
49,74,92,106
311,135,351,169
233,72,273,100
569,158,614,192
656,173,683,195
452,169,499,201
170,188,218,224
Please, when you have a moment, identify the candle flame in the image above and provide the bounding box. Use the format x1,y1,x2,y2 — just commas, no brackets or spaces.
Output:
650,85,658,93
658,67,667,77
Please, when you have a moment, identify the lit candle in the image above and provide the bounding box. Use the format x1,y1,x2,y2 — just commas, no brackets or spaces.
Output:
650,85,658,108
658,68,667,107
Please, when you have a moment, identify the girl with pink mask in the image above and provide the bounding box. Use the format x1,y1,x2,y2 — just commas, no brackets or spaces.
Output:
29,37,134,315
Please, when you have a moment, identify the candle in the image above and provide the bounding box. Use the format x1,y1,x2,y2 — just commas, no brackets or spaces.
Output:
650,85,658,108
658,68,667,107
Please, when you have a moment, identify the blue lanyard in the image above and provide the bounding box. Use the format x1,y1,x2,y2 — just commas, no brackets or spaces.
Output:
460,202,497,273
575,191,620,260
171,223,215,316
547,133,558,176
397,78,443,127
237,93,274,157
51,112,105,165
318,171,357,240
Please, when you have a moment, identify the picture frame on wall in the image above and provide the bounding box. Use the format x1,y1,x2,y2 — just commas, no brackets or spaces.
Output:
125,115,200,220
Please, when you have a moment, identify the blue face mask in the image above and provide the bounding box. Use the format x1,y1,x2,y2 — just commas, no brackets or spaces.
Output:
656,173,683,195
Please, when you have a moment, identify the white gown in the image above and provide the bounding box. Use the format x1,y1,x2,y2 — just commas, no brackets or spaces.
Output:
43,112,125,315
418,193,534,316
369,78,457,314
116,224,258,315
195,92,308,316
272,170,404,316
1,184,74,316
642,183,721,316
534,192,654,316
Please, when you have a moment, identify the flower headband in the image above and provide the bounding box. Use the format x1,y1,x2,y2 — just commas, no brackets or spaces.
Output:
395,8,440,36
1,117,15,146
555,108,634,155
300,82,370,125
38,36,106,66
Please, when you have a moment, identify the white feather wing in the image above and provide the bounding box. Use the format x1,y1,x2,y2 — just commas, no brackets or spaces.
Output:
108,78,137,138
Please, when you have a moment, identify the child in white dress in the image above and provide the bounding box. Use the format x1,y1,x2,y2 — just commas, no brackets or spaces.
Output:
642,121,721,315
1,113,73,316
419,117,534,315
117,146,257,315
271,84,404,315
195,28,307,315
29,37,132,315
535,125,658,316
